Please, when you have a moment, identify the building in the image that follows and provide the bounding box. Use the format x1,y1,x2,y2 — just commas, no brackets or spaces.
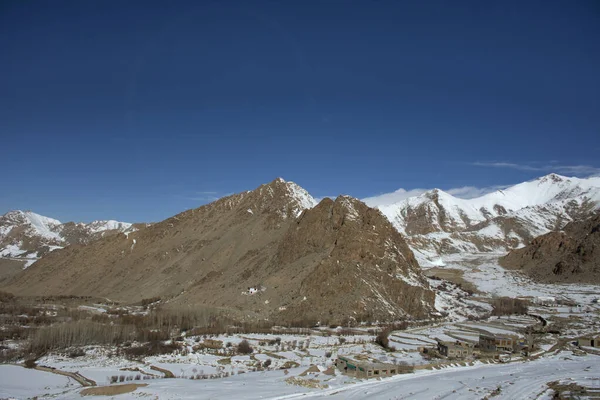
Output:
479,334,516,353
436,340,474,359
334,356,409,378
579,335,600,348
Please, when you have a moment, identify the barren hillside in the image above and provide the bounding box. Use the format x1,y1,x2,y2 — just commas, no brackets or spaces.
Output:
3,179,435,323
500,213,600,284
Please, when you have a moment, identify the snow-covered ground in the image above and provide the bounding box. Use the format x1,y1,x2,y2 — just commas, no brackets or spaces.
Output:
2,251,599,399
2,351,598,399
289,351,600,400
0,365,77,398
419,252,600,305
0,308,562,399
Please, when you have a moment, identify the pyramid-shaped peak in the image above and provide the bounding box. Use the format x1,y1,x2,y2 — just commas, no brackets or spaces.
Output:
422,188,450,200
334,195,365,221
334,194,362,207
263,177,288,186
244,178,317,219
2,210,25,219
1,210,62,227
537,173,568,183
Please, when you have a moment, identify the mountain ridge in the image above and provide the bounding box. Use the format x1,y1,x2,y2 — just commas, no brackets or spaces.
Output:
3,173,599,270
0,210,136,268
371,174,600,260
2,178,436,323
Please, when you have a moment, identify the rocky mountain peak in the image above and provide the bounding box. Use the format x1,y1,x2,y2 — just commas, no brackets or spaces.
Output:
1,210,62,230
1,210,27,223
241,178,316,219
537,173,566,184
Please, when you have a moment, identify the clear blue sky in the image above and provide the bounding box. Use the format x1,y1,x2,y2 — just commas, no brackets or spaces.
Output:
1,1,599,222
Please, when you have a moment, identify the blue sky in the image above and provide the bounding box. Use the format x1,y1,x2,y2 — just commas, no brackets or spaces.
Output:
1,1,599,222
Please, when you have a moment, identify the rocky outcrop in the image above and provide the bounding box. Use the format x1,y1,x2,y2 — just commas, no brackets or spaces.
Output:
3,179,435,323
275,196,435,322
500,213,600,284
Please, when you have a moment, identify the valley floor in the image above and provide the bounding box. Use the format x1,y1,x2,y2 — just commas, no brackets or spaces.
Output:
1,351,598,399
1,254,599,399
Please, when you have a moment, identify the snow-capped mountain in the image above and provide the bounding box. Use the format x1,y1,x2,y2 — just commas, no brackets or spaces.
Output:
3,173,599,273
0,210,134,267
372,174,600,261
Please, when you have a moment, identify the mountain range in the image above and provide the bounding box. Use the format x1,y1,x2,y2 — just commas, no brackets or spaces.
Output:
370,174,600,262
1,173,599,322
2,179,435,324
0,210,138,267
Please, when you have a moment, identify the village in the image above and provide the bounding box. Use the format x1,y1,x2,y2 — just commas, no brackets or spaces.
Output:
1,250,600,398
2,290,599,398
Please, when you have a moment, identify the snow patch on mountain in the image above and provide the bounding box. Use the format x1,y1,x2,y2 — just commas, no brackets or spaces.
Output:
282,179,318,211
19,211,62,240
0,210,132,267
84,220,133,234
0,244,27,258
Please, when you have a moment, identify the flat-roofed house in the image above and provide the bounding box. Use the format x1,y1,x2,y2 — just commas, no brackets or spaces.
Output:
579,335,600,348
437,340,474,358
479,334,516,353
335,356,410,378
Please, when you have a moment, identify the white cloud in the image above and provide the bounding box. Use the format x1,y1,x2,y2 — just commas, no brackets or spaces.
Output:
363,188,429,207
362,162,600,208
446,185,507,199
472,162,600,176
177,191,224,203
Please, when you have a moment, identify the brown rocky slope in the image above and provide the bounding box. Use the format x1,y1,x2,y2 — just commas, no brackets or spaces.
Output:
3,179,435,323
500,213,600,284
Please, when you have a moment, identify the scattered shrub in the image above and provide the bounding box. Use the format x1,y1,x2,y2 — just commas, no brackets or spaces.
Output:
68,348,86,358
140,297,161,307
122,340,181,360
0,290,15,302
24,358,37,369
375,328,391,349
237,339,253,354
